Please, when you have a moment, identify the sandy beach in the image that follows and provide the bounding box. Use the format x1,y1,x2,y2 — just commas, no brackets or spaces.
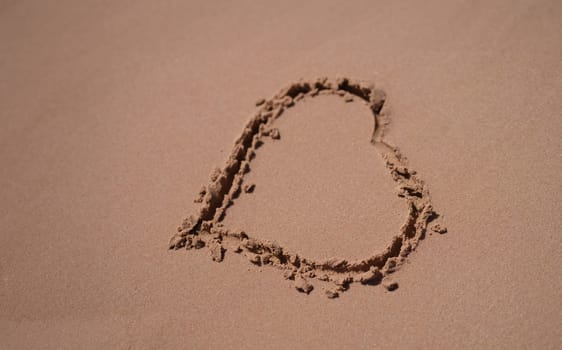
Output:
1,0,561,348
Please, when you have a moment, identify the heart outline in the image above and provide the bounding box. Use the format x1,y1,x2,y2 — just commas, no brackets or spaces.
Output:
169,77,445,297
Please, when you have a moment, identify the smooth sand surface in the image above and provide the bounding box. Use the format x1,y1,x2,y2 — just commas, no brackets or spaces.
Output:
1,0,561,348
223,93,405,260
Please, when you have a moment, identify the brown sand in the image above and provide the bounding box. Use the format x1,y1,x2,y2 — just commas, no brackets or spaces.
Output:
1,0,562,348
169,78,442,295
223,91,406,260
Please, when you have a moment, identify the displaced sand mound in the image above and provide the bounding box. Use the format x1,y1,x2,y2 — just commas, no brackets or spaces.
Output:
169,77,446,298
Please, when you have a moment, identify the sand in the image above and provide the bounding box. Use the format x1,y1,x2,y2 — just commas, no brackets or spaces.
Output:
169,78,443,295
1,0,561,349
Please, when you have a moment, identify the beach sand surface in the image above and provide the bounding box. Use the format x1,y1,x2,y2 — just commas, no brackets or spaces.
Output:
1,0,561,348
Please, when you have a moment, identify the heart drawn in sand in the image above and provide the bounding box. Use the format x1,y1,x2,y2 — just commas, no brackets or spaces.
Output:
169,77,446,298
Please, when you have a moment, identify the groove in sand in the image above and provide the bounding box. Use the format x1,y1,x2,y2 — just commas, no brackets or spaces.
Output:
169,77,446,298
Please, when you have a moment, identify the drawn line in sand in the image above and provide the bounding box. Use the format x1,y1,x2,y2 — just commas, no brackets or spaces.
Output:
169,77,446,298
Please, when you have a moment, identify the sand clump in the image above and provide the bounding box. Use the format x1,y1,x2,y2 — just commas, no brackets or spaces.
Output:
295,276,314,294
324,289,340,299
169,77,446,297
242,183,255,193
383,280,399,292
431,223,447,235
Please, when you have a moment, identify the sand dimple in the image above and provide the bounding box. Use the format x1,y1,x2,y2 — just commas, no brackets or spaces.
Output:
223,94,405,260
169,77,446,297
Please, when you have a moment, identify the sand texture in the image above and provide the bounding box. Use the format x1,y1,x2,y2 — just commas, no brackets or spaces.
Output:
169,78,445,296
1,0,562,349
